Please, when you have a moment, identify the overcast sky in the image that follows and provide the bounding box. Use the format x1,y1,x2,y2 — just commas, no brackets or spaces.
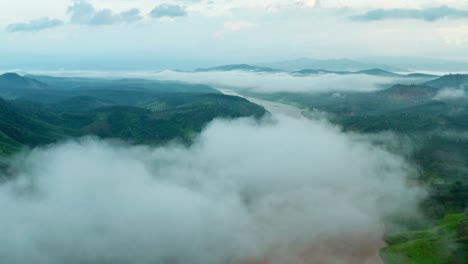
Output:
2,0,468,70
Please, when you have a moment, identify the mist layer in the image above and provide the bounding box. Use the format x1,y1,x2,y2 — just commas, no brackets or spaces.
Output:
0,115,424,264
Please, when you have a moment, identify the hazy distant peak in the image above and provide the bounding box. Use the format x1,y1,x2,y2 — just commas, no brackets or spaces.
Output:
0,72,22,79
0,72,49,93
357,68,402,77
254,58,406,72
424,73,468,89
194,64,283,73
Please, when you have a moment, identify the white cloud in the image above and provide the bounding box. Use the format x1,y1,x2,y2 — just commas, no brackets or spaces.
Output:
0,115,424,264
433,87,467,100
6,18,64,32
153,70,397,94
437,25,468,45
149,4,187,19
214,21,254,38
67,0,142,26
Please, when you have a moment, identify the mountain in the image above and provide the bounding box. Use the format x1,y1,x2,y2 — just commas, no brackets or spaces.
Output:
406,73,439,79
46,96,114,112
0,94,265,154
1,74,220,105
0,73,48,89
193,64,437,81
27,75,217,94
291,69,353,75
0,97,75,153
83,94,265,142
425,74,468,89
369,56,468,71
190,62,439,80
357,68,403,77
0,75,266,154
195,64,283,73
291,68,437,80
379,84,439,100
254,58,406,72
0,73,49,99
144,93,265,117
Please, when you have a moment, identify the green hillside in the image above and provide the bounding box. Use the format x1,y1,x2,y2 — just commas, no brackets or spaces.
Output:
0,74,266,154
0,97,76,154
381,213,468,264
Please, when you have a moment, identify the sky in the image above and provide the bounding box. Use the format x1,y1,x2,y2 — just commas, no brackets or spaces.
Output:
2,0,468,70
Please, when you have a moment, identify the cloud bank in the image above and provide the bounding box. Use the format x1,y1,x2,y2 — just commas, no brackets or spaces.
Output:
153,70,397,94
6,17,64,32
150,4,187,19
433,88,467,100
0,115,424,264
215,21,254,38
68,0,142,25
5,0,143,32
352,5,468,22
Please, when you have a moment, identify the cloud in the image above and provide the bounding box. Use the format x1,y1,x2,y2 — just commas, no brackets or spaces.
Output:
68,0,142,25
352,5,468,22
214,21,254,38
6,17,63,32
433,88,467,100
152,70,398,94
437,25,468,46
0,115,424,264
150,4,187,19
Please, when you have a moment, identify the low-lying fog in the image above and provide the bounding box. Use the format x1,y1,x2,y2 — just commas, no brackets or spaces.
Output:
0,113,425,264
6,69,431,95
153,70,395,94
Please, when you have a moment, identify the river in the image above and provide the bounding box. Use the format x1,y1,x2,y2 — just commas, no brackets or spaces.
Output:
219,88,386,264
217,88,304,118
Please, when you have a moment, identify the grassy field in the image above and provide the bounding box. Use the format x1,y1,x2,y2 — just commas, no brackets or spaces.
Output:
381,213,468,264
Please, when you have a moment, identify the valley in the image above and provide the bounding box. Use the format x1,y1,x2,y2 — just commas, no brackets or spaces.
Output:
0,69,467,264
224,71,468,264
3,1,468,263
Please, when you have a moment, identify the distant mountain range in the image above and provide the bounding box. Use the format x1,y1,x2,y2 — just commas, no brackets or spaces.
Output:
195,64,282,73
253,58,407,72
194,64,439,79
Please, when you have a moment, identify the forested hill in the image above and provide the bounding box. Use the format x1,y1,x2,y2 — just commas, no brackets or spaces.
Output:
0,73,266,154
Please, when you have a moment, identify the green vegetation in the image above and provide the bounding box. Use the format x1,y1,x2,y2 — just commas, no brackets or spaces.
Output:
0,74,266,155
381,213,468,264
